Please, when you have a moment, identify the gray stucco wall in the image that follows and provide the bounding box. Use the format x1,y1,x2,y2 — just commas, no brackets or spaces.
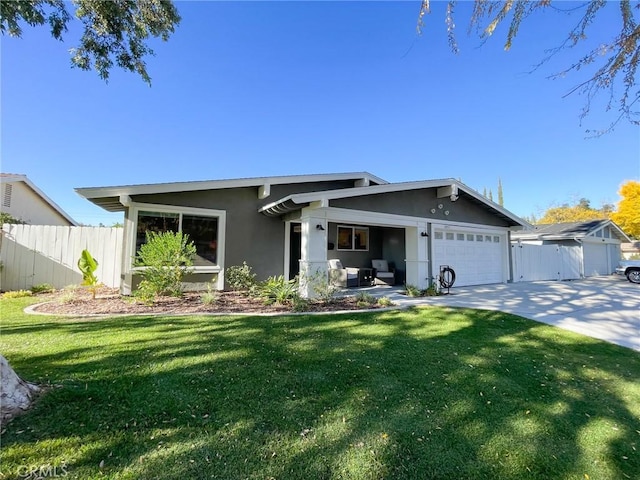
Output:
129,179,361,285
330,190,512,227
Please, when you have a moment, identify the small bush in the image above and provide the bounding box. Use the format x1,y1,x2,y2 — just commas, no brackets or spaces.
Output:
200,284,220,305
404,283,422,297
226,262,257,293
58,285,79,304
2,290,33,299
134,231,196,303
259,275,299,305
355,291,377,308
291,296,311,312
377,296,394,307
31,283,55,294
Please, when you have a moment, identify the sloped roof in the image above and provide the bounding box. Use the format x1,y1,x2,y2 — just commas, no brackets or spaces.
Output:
511,220,631,242
75,172,387,211
259,178,529,227
1,173,77,225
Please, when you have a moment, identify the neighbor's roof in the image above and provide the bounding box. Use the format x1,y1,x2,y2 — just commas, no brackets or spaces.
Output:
511,220,631,242
1,173,78,225
75,172,388,211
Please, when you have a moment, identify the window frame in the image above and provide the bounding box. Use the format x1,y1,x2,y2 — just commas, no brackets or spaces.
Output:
337,225,369,251
127,203,226,275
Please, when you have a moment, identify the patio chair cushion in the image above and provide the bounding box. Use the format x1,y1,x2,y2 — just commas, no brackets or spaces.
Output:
372,259,395,285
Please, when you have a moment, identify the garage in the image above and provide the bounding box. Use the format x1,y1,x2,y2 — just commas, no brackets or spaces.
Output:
511,220,630,280
432,227,508,287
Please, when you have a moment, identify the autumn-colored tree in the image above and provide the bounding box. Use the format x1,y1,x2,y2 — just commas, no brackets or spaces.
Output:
536,198,610,224
611,180,640,238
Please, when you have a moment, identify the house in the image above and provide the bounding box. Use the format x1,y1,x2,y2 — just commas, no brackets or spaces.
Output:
511,220,630,279
621,241,640,260
75,172,529,296
1,173,77,226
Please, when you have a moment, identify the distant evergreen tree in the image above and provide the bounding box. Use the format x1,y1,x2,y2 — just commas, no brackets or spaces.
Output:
498,178,504,206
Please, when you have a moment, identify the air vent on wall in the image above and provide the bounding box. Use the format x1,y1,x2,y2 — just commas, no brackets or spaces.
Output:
2,184,12,208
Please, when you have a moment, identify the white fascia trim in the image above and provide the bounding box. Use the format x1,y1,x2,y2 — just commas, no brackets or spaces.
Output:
76,172,388,199
2,174,78,225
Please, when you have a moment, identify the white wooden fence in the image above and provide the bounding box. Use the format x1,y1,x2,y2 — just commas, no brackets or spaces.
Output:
0,224,123,291
511,243,582,282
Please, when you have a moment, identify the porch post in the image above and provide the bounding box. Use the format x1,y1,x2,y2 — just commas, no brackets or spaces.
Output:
405,224,430,290
299,216,328,298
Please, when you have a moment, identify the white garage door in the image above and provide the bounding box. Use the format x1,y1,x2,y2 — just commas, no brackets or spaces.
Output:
432,229,505,287
583,242,616,276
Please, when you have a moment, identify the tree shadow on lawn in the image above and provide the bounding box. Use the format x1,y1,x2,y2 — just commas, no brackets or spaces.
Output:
1,307,639,480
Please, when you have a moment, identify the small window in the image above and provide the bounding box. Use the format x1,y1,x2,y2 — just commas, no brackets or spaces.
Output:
457,233,465,241
595,230,603,238
467,234,474,241
603,228,611,238
476,235,484,242
446,232,455,240
493,236,500,243
434,231,444,240
337,225,368,251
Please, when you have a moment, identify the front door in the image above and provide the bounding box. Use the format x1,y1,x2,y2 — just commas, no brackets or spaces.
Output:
289,223,302,279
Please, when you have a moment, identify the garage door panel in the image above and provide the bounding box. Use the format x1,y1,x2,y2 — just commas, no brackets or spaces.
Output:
433,229,505,287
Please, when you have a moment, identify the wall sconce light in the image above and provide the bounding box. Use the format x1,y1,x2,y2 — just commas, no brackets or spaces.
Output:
316,224,325,231
421,231,429,237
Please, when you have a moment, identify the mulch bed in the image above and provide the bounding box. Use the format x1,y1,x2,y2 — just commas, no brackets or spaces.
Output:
29,286,381,316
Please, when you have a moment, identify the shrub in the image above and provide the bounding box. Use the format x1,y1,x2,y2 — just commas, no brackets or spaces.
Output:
404,283,422,297
302,268,339,304
31,283,55,294
2,290,32,299
225,262,257,293
259,275,299,306
133,231,196,303
355,291,377,308
377,296,394,307
200,283,220,305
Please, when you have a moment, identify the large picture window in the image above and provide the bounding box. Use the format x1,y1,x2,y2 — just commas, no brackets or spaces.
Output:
135,209,220,267
337,225,369,251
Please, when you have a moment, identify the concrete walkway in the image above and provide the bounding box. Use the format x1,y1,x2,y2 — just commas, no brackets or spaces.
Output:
357,277,640,352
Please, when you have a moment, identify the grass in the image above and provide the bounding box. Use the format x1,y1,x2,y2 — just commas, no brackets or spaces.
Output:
1,296,639,480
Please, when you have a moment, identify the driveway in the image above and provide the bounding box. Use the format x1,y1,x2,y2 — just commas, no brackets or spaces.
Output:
369,277,640,352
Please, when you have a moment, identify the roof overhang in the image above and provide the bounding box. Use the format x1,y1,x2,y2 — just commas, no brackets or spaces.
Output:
75,172,388,212
259,178,530,228
512,220,632,242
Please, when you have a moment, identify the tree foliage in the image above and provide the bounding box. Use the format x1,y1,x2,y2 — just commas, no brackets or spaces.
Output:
611,180,640,238
418,0,640,134
536,198,611,224
0,0,181,84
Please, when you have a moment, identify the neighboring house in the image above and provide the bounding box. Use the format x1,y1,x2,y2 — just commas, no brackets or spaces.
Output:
0,173,77,226
75,172,529,296
511,220,630,279
621,241,640,260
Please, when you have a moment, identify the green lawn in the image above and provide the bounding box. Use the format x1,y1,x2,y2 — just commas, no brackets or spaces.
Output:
1,296,639,480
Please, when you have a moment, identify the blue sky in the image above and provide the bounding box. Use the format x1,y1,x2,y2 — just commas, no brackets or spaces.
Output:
2,1,639,226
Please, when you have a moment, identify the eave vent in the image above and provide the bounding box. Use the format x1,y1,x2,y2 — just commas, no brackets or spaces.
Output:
2,184,12,208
